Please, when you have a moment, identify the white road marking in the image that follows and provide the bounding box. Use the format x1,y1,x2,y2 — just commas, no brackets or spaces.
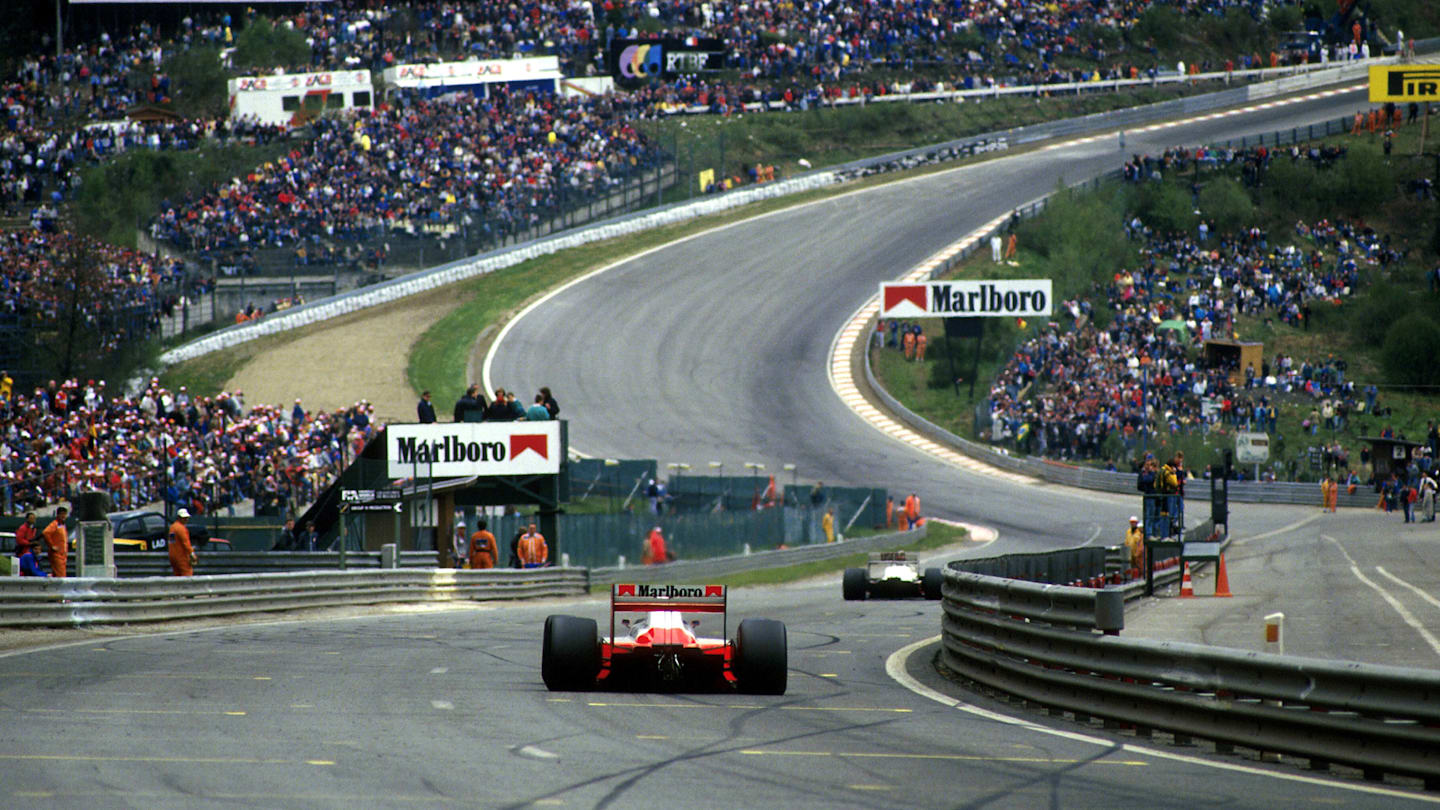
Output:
885,636,1440,803
1375,567,1440,612
431,700,454,711
1325,537,1440,659
430,667,448,674
516,745,559,760
1231,513,1322,545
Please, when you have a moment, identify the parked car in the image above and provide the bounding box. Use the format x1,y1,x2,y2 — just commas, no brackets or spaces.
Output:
107,510,230,551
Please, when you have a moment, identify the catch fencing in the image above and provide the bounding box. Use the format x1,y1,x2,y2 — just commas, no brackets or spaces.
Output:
0,567,587,628
939,567,1440,788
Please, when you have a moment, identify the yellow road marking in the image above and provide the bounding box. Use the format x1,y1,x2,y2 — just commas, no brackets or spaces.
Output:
253,676,272,681
546,698,572,703
738,750,1146,765
819,674,839,678
637,735,669,740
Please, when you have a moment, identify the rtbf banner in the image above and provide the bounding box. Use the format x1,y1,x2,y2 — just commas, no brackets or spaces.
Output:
879,280,1053,319
387,423,560,478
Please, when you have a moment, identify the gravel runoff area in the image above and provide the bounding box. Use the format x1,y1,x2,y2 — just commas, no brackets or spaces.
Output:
224,293,462,426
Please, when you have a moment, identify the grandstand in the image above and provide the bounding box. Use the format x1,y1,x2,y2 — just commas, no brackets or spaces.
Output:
0,0,1424,516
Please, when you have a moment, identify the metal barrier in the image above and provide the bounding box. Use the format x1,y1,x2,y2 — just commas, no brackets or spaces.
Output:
0,567,587,627
939,568,1440,788
589,525,927,587
98,550,441,578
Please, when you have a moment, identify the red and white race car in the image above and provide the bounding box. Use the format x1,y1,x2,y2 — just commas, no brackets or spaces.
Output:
542,583,787,694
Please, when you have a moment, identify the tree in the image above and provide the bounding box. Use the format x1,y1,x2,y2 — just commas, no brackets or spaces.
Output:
28,236,117,379
161,46,228,119
233,18,311,73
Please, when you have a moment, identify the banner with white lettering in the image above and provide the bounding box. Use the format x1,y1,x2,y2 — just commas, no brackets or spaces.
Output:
386,423,561,478
879,280,1053,319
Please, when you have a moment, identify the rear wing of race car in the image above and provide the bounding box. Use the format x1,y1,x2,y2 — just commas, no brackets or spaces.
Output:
868,551,913,563
612,583,728,638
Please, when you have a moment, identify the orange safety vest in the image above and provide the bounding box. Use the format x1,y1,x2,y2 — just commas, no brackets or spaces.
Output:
168,520,194,576
517,531,548,565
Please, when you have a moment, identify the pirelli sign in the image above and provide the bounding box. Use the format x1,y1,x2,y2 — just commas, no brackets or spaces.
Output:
1369,65,1440,103
879,280,1053,319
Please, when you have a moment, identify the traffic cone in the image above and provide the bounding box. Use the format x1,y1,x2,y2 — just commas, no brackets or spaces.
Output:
1214,553,1233,598
1179,562,1195,598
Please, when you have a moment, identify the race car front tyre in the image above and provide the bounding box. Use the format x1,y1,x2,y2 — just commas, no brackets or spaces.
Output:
922,567,943,600
734,618,787,695
842,567,867,601
541,614,600,691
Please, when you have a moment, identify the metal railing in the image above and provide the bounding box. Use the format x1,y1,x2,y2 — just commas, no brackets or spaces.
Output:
939,567,1440,788
0,567,587,627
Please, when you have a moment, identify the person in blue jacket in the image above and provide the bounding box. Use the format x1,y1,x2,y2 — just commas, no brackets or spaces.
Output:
18,546,48,577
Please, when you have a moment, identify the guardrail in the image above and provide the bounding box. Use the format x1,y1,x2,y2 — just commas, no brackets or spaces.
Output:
161,55,1393,367
77,550,442,578
0,567,587,627
939,568,1440,788
589,525,927,586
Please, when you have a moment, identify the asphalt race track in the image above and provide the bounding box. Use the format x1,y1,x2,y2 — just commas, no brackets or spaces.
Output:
488,84,1372,554
3,571,1434,808
6,84,1438,808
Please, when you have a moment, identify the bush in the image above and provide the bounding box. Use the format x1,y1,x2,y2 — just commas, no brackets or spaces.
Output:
1350,282,1416,348
1197,177,1255,233
1133,181,1196,235
1381,314,1440,387
1329,146,1394,216
1018,186,1130,289
1128,7,1184,52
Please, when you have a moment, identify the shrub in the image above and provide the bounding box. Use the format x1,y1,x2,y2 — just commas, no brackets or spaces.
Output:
1133,181,1196,235
1381,313,1440,387
1197,177,1255,233
1350,282,1416,347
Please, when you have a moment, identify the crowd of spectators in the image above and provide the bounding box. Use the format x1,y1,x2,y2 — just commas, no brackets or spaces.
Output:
0,376,380,518
980,161,1398,466
0,229,211,349
148,87,658,255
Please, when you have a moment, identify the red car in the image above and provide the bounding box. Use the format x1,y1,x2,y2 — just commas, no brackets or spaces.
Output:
542,583,787,694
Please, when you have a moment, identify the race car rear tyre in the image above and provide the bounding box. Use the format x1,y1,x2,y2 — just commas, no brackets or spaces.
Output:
734,618,787,695
842,567,867,601
542,614,600,691
922,567,943,600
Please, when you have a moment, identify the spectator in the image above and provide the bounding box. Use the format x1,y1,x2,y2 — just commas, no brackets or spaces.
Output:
274,517,298,551
525,395,551,421
453,385,481,423
14,511,36,557
417,391,436,424
18,544,47,576
484,389,514,421
539,387,560,419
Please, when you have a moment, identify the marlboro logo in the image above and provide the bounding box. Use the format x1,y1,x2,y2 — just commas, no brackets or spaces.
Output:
510,434,548,460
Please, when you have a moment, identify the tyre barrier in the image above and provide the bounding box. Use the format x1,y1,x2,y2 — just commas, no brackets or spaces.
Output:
939,568,1440,788
0,568,588,627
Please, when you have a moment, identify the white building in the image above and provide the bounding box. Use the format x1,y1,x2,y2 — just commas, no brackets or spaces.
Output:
227,69,375,127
